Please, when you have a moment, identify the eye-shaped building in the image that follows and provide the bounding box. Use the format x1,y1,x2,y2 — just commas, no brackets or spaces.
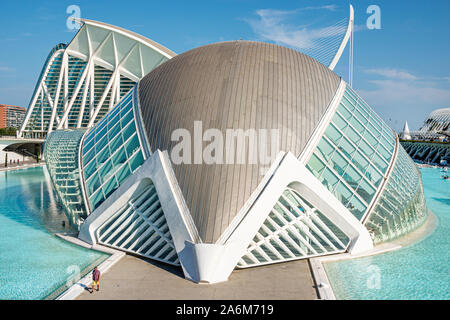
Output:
32,7,427,283
42,19,427,284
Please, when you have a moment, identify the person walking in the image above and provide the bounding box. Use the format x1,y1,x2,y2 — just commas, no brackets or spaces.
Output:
91,266,101,293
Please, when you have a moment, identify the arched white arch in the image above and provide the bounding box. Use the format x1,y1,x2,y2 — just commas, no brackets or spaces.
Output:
19,19,176,139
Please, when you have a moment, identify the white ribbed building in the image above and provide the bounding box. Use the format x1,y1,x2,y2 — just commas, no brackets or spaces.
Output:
18,19,175,139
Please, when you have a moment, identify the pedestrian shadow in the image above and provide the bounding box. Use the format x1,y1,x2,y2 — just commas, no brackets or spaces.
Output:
79,282,92,293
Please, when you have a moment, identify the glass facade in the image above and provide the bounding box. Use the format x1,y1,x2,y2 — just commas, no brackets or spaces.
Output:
306,85,396,220
44,129,87,228
24,46,66,134
238,188,350,268
365,146,427,244
81,88,145,211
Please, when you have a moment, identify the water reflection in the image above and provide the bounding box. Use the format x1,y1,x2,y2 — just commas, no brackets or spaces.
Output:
0,167,75,234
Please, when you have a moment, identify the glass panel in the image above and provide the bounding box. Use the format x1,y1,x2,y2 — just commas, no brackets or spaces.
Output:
108,120,121,139
341,96,355,112
359,139,375,159
122,121,136,142
95,116,108,133
44,130,87,225
110,134,123,152
334,182,352,207
346,196,366,220
325,124,342,145
364,147,426,243
343,165,362,191
338,103,352,120
112,147,127,169
344,91,357,106
115,164,131,184
366,165,382,187
103,176,118,199
108,110,121,129
356,179,376,203
84,129,95,144
357,105,370,120
121,109,134,127
330,151,348,176
99,159,114,183
367,122,380,138
381,135,394,152
129,151,144,172
84,159,97,180
377,143,392,161
83,148,95,167
125,134,140,158
95,136,108,154
349,116,365,135
307,153,326,178
337,136,355,160
83,137,94,155
344,125,361,145
373,153,388,172
321,168,339,192
354,108,368,125
351,151,369,174
86,172,101,195
332,113,348,131
304,85,409,223
96,125,107,142
91,189,105,210
363,130,378,149
317,138,335,162
96,145,110,166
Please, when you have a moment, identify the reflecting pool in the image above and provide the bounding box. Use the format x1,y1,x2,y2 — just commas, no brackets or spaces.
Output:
0,166,108,299
325,167,449,299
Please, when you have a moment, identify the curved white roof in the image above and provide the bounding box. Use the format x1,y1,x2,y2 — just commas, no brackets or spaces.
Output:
419,107,450,133
19,19,176,138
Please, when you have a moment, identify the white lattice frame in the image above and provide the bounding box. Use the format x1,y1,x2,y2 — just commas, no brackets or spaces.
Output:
19,19,175,138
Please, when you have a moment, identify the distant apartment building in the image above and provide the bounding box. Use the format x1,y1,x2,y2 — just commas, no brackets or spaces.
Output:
0,104,26,129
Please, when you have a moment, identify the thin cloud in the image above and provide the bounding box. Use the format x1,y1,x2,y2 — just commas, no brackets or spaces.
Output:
298,5,338,11
0,66,15,72
364,68,418,81
358,79,450,131
245,6,347,51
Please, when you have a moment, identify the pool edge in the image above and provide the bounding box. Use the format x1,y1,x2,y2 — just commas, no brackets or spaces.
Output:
54,233,126,300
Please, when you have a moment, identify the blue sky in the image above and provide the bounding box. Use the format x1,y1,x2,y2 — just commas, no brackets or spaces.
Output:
0,0,449,131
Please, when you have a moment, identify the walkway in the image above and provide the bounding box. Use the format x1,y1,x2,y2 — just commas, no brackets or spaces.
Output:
77,255,318,300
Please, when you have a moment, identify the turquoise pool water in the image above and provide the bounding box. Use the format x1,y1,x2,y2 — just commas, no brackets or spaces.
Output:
0,166,108,300
325,167,449,299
